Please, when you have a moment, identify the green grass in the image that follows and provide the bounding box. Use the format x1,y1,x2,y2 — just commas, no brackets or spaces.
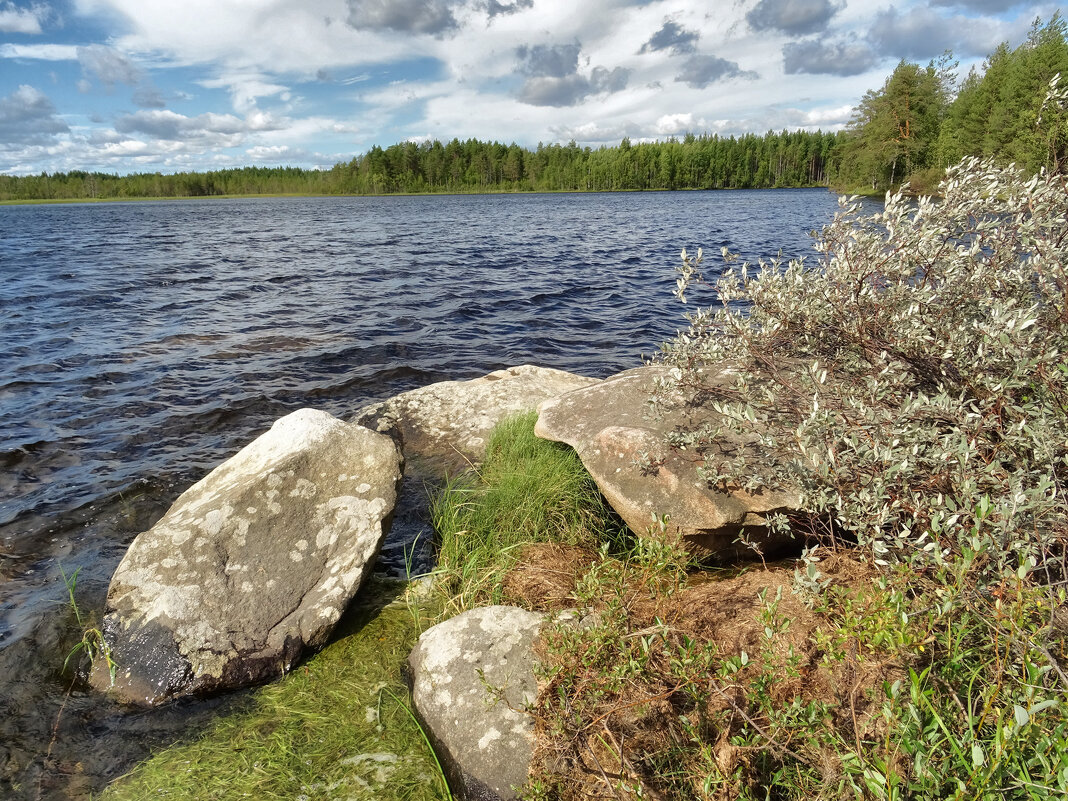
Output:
425,420,1068,800
100,411,618,801
101,579,448,801
430,411,627,612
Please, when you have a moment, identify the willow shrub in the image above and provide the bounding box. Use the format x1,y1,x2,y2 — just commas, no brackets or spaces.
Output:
658,157,1068,586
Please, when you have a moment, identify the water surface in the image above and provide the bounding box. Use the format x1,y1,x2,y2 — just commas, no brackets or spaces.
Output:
0,188,848,798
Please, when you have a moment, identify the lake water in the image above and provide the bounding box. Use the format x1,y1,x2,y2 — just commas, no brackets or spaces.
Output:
0,188,851,798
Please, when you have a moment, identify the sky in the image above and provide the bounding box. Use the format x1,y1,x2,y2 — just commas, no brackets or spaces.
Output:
0,0,1059,175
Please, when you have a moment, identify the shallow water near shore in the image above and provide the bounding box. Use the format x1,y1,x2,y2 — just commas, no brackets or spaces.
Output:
0,188,854,798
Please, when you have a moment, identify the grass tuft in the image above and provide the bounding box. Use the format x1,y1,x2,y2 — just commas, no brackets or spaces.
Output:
430,411,627,613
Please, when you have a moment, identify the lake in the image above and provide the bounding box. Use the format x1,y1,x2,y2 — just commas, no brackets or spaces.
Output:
0,188,853,798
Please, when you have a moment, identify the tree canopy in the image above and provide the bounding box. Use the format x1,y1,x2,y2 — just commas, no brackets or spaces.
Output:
837,14,1068,193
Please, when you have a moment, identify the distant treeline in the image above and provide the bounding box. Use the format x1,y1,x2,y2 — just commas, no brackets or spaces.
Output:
0,130,839,201
1,15,1065,202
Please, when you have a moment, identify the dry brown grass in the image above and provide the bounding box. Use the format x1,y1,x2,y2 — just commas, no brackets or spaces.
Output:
500,546,906,801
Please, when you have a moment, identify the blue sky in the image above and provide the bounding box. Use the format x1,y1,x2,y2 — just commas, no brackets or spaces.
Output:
0,0,1057,175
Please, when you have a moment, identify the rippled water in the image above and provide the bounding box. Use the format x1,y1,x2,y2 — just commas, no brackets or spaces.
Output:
0,189,847,798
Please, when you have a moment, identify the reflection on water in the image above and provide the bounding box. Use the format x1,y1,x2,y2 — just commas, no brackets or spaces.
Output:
0,188,849,798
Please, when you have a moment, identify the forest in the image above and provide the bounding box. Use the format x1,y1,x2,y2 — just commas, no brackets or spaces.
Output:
1,15,1065,202
836,14,1068,193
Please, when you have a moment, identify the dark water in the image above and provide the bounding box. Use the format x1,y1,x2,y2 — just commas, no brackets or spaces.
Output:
0,188,845,798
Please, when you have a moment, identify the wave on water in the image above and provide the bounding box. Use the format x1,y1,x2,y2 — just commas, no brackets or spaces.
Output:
0,188,852,800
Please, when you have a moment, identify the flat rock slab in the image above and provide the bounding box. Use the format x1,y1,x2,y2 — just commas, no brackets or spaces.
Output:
408,605,545,801
93,409,402,704
353,365,600,477
535,366,802,559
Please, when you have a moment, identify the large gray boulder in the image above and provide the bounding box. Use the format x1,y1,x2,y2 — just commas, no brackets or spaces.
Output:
535,366,802,559
353,365,600,476
408,606,545,801
92,409,402,704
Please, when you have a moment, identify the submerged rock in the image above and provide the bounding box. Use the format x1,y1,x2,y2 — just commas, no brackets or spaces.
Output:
92,409,401,704
353,365,600,476
408,605,545,801
535,366,802,559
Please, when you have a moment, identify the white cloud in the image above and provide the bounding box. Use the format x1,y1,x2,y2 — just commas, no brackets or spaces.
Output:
655,112,699,135
78,45,142,87
0,43,80,61
199,73,290,114
0,1,47,34
346,0,463,36
867,6,1026,59
640,20,700,55
111,109,286,154
777,103,854,130
784,36,876,76
244,144,320,163
0,0,1055,174
0,84,68,146
75,0,410,74
746,0,844,35
675,54,758,89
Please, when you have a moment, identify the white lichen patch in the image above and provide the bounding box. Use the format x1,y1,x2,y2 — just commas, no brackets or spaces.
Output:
169,527,194,547
314,495,382,549
478,727,503,750
288,477,318,499
263,488,282,515
143,583,202,624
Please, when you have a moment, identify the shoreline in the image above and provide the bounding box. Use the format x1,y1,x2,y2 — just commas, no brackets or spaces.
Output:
0,184,840,206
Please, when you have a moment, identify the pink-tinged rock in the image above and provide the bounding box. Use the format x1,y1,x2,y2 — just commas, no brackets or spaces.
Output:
535,366,802,559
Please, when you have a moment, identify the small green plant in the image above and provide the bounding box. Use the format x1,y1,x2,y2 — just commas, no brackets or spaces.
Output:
402,531,435,635
59,564,116,686
527,541,1068,800
381,687,453,801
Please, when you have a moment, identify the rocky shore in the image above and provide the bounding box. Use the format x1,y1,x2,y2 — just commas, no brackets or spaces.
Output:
92,364,804,799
